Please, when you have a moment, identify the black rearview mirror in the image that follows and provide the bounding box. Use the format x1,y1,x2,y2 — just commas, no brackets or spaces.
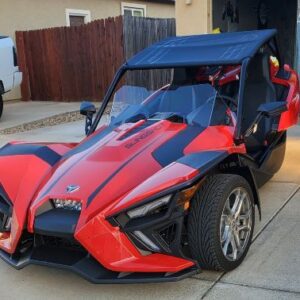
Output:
80,101,96,135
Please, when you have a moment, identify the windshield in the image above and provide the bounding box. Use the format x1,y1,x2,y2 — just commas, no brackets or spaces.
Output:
98,66,240,128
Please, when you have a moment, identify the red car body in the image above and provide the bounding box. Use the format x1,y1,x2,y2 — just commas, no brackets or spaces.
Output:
0,29,298,283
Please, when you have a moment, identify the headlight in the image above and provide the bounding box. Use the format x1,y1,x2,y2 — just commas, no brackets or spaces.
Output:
109,183,202,254
52,199,82,211
123,183,201,221
127,195,172,219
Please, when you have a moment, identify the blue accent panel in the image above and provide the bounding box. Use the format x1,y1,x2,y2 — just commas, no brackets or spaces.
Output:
126,29,277,69
0,144,61,166
176,151,228,173
34,209,80,237
63,126,113,159
152,125,205,167
39,127,114,199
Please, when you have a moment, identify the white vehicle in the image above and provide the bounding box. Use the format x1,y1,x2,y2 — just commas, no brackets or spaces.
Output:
0,36,22,118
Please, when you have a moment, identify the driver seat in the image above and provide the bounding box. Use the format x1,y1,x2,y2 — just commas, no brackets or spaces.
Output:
243,53,277,155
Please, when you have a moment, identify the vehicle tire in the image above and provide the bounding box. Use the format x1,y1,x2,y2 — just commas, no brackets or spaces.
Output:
0,95,3,119
188,174,255,272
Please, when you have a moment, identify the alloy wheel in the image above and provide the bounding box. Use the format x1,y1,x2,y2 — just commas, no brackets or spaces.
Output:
220,187,253,261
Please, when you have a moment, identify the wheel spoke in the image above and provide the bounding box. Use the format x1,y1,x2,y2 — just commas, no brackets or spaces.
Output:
230,190,240,214
222,230,232,256
230,234,238,260
233,230,242,251
236,194,246,218
232,191,245,219
221,225,230,243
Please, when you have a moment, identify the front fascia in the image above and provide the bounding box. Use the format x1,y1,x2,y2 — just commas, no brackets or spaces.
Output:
74,151,232,273
74,162,199,273
75,213,195,273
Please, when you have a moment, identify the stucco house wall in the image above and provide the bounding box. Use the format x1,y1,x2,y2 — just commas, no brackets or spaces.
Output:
175,0,212,35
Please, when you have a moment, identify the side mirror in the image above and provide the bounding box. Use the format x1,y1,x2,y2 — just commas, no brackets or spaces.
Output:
245,101,287,138
257,101,288,117
80,101,96,135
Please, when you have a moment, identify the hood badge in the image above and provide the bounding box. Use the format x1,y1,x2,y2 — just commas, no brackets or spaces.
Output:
66,185,80,193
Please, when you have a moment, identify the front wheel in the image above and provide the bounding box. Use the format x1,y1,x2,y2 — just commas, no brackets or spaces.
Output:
188,174,255,271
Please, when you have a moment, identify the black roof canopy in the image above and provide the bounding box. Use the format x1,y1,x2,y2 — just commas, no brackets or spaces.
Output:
126,29,277,69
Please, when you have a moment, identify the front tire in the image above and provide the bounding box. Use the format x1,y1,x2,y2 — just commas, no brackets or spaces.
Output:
188,174,255,272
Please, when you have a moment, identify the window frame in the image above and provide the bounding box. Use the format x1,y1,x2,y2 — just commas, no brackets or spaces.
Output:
121,2,147,17
65,9,91,26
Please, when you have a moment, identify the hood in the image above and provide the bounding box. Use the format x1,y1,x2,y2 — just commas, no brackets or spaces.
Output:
29,120,235,230
30,120,189,225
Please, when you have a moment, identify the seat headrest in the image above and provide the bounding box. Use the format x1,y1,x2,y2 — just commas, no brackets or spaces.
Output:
172,68,187,85
247,53,271,83
172,67,199,86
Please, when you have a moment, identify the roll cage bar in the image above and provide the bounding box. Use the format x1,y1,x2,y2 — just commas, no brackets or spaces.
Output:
89,37,282,143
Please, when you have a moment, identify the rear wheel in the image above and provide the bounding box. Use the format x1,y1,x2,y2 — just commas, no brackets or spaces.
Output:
0,95,3,119
188,174,255,271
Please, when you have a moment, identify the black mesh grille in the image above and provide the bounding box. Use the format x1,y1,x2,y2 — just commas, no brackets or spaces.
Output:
159,223,177,246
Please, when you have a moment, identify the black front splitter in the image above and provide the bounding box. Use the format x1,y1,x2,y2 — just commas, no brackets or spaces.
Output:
0,246,199,284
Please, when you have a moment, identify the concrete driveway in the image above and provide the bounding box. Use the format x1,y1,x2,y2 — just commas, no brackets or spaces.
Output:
0,101,80,131
0,104,299,299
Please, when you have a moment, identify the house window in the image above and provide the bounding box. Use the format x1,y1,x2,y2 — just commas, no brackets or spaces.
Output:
121,2,146,17
65,9,91,26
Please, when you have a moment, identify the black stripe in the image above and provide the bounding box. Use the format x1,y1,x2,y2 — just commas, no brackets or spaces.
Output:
152,125,205,167
63,126,113,159
39,127,114,199
176,151,228,172
0,144,61,166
